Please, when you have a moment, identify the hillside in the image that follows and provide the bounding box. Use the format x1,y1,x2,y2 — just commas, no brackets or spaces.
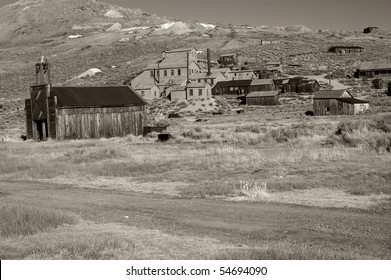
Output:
1,0,391,131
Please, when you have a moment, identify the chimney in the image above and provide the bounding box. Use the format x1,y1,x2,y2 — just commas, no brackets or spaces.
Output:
207,48,211,76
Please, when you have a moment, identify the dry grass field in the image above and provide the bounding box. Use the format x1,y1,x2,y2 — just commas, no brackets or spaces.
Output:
1,103,391,260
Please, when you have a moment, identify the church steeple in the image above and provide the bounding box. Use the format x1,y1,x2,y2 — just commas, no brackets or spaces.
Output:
35,56,51,85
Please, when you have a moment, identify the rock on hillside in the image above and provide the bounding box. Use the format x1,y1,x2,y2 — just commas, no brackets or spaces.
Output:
0,0,168,44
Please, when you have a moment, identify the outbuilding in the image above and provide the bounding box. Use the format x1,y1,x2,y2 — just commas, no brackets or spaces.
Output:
246,91,279,106
25,85,146,140
313,89,369,116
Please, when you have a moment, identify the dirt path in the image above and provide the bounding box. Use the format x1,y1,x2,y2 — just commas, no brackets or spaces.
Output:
1,181,390,258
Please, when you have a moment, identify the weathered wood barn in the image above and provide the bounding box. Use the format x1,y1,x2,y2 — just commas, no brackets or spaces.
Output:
313,90,369,116
328,46,364,54
354,60,391,78
273,77,320,94
246,91,279,106
25,59,146,141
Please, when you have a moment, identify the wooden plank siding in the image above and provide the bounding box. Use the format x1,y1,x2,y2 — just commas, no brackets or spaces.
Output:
25,99,33,139
56,106,145,140
246,96,278,106
48,96,57,139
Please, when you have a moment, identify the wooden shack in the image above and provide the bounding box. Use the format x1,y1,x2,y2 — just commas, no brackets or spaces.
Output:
354,60,391,78
274,77,320,94
313,90,369,116
25,85,146,140
246,91,279,106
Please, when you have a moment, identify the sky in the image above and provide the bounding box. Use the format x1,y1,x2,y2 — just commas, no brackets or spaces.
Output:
1,0,390,31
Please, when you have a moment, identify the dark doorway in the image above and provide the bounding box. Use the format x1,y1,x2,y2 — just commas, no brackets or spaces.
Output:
34,120,48,141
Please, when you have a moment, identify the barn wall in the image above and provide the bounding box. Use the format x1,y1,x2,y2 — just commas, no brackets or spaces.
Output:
246,96,278,106
313,99,338,115
25,99,33,139
56,106,145,140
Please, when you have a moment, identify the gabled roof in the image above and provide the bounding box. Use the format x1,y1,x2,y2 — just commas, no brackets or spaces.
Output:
247,91,278,97
357,60,391,71
313,89,353,99
50,86,146,108
336,98,369,104
189,71,224,80
187,81,211,88
132,78,157,90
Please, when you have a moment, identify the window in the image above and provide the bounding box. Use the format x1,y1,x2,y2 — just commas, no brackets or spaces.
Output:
154,91,157,97
198,79,201,83
164,70,167,76
189,89,193,96
178,69,181,76
198,89,202,96
171,69,174,76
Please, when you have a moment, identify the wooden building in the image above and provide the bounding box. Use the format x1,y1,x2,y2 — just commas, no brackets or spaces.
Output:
328,46,364,54
246,91,279,106
212,79,274,95
313,90,369,116
265,61,282,72
273,77,320,94
217,53,239,68
354,60,391,78
388,82,391,96
25,59,146,141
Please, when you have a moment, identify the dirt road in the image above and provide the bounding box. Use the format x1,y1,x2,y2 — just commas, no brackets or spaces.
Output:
1,181,390,258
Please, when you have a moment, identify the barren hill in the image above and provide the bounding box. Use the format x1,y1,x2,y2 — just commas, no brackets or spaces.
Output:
0,0,169,44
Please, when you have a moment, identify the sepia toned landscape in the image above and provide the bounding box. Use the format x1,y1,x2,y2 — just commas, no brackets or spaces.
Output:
0,0,390,260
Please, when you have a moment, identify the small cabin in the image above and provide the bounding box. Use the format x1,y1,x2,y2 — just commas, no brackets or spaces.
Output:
246,91,279,106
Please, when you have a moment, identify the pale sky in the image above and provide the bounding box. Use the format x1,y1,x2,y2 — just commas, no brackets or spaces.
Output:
1,0,390,31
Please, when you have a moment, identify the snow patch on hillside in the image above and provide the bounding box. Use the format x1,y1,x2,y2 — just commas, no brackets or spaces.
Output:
77,68,102,79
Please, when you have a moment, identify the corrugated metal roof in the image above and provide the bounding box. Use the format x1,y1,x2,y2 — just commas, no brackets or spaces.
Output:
357,60,391,71
336,98,369,104
247,91,278,97
313,89,352,99
50,86,146,108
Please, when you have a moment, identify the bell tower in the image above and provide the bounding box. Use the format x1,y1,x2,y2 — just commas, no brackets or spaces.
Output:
35,56,51,85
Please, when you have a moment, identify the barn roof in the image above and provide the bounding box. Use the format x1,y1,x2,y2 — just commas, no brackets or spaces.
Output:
50,86,146,108
247,91,278,97
313,89,353,99
336,98,369,104
251,79,273,86
357,60,391,71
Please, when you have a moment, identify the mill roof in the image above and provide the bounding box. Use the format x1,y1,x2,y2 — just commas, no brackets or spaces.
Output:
50,86,146,108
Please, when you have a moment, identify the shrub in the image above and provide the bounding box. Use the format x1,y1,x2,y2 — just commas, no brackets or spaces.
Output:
239,181,268,199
